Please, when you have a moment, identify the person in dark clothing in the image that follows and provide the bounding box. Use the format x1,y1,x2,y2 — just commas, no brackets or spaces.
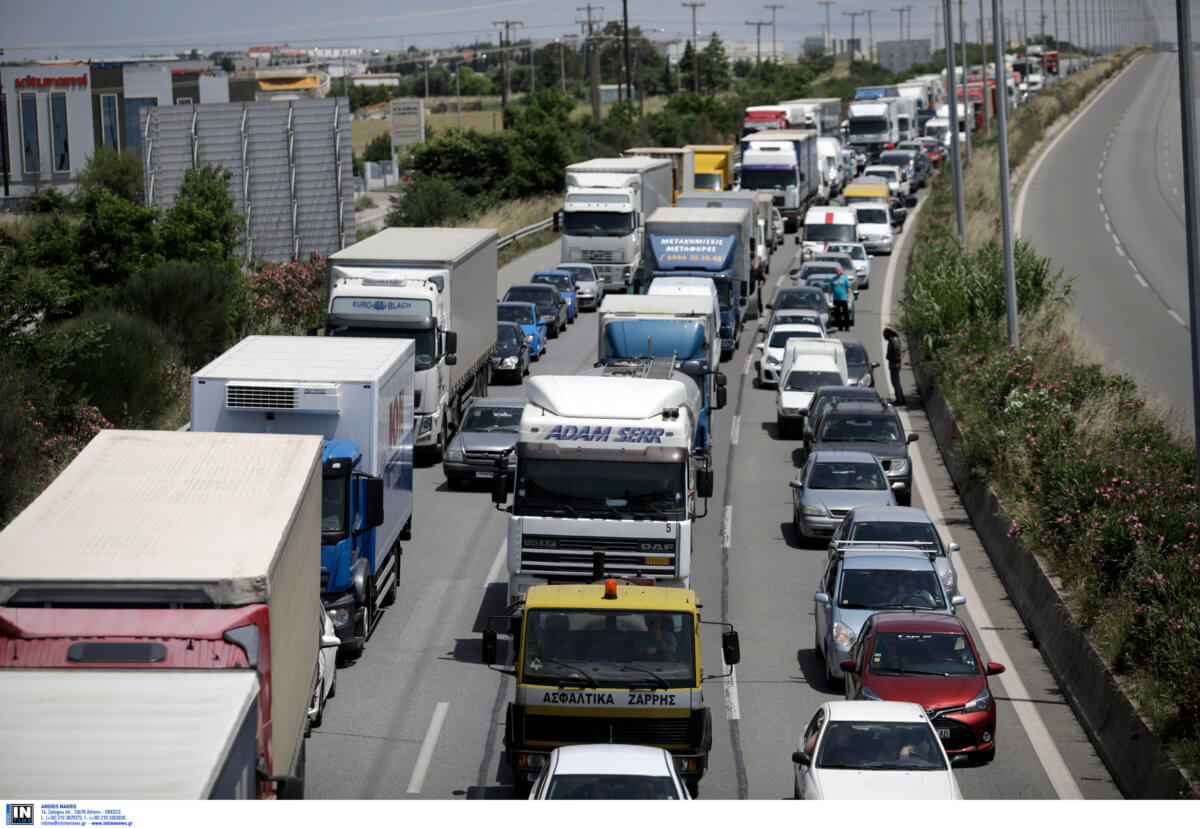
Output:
884,326,905,405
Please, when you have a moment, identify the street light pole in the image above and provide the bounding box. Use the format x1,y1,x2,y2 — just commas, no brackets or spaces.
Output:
843,10,864,60
943,0,968,249
960,0,971,162
1172,0,1200,469
766,4,784,64
981,0,991,137
994,0,1018,346
819,1,836,55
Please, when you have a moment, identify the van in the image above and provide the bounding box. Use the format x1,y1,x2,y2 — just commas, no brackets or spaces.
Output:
852,201,894,254
800,206,858,260
842,180,891,205
777,339,850,433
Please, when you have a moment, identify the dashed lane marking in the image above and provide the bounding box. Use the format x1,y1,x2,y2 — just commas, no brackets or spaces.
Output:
406,701,450,794
1168,308,1187,327
731,414,741,446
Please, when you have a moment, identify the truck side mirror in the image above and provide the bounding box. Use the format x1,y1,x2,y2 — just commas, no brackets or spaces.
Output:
740,282,748,298
697,468,714,499
553,209,562,231
363,475,384,530
444,330,458,355
722,630,741,666
482,630,498,665
716,386,727,409
492,473,508,505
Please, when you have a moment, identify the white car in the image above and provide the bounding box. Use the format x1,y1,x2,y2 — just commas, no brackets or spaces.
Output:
308,605,343,730
777,344,848,435
852,201,895,255
762,307,828,338
863,164,909,197
529,744,691,799
772,207,785,241
756,322,828,387
824,242,872,287
793,701,962,799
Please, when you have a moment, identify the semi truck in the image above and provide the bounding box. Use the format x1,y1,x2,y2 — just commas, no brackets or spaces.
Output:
482,581,741,797
562,157,674,294
741,104,791,135
191,335,415,656
0,430,323,799
846,99,901,161
854,85,900,100
621,147,695,205
779,98,842,136
494,374,715,605
686,144,734,191
324,227,497,460
736,129,820,233
643,205,755,357
891,96,918,142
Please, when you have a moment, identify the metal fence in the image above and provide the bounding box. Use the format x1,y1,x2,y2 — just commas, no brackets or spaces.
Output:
142,98,354,262
497,216,555,250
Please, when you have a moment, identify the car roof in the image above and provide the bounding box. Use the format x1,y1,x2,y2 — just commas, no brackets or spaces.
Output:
868,612,968,635
824,699,928,723
550,744,673,776
496,300,536,309
823,401,892,417
853,200,890,210
814,385,878,398
845,505,933,524
533,269,571,278
772,322,824,333
809,449,881,465
467,396,525,409
779,285,824,296
840,550,938,570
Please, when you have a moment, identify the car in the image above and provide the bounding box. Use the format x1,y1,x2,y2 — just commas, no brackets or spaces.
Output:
532,269,578,323
529,744,691,800
766,286,830,331
792,700,963,799
556,262,600,310
809,252,856,282
862,163,908,197
899,139,941,167
790,450,897,542
827,505,960,596
756,323,828,387
879,149,927,191
307,605,341,730
915,136,946,165
496,301,547,359
504,283,567,338
852,201,895,254
772,206,785,240
824,241,872,287
777,344,848,435
491,320,531,382
842,613,1005,763
815,545,966,686
796,266,855,326
806,399,918,504
803,385,882,449
840,338,878,388
441,397,523,489
761,307,827,338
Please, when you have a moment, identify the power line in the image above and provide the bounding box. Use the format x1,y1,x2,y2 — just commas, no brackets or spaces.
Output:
843,10,864,59
746,19,770,77
765,4,784,63
682,2,705,95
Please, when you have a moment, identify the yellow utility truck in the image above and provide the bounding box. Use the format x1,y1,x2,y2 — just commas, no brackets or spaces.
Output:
686,144,735,192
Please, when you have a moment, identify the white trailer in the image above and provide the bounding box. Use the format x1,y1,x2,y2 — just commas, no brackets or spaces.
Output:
621,147,696,204
325,227,498,458
779,98,843,135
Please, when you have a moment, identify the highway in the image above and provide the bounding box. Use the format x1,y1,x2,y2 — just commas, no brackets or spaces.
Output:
305,181,1121,799
1020,51,1197,433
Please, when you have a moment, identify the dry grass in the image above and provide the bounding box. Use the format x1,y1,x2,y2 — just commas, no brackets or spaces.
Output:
445,194,560,237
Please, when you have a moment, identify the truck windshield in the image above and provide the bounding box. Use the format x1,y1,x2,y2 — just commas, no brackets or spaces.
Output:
804,224,856,242
515,458,686,521
332,327,436,369
849,118,889,135
563,212,634,236
739,168,795,190
693,173,723,190
522,609,696,688
322,474,348,537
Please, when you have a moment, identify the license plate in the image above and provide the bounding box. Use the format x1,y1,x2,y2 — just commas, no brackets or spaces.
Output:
937,727,950,739
475,471,492,479
644,557,670,566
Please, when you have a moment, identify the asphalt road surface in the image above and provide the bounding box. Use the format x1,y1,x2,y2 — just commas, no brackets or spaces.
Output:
306,178,1120,799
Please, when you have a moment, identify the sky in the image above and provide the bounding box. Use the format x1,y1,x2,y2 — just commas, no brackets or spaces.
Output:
0,0,1185,62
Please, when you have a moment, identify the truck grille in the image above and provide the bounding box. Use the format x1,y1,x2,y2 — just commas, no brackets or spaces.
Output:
524,714,691,746
225,385,297,410
519,535,678,579
773,194,786,207
575,249,620,264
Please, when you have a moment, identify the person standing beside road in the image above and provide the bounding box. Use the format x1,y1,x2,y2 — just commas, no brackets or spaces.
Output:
830,267,852,332
884,326,906,405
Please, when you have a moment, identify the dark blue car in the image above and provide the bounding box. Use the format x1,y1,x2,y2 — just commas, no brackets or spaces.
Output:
532,270,578,323
497,301,547,359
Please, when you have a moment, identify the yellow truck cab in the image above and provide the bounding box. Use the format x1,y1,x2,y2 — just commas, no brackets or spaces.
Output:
687,144,735,192
483,579,740,798
842,179,891,205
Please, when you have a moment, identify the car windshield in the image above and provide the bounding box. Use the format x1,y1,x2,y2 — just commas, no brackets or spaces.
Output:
826,243,864,258
868,632,979,677
838,567,947,610
462,405,522,433
880,154,912,167
740,168,796,189
807,461,886,490
776,291,826,311
785,370,845,392
515,458,686,521
563,211,634,236
804,224,856,242
498,305,535,326
694,172,723,190
522,609,695,688
805,276,834,292
534,273,573,292
771,311,820,329
867,168,898,182
820,415,901,442
545,773,680,799
848,520,942,552
857,209,888,225
769,329,821,348
842,342,869,368
497,325,524,347
817,721,947,770
804,265,839,278
560,266,596,282
505,287,555,310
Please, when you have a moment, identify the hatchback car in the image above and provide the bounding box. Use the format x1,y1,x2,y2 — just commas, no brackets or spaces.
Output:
842,613,1005,763
504,284,566,338
531,269,578,323
496,301,546,359
828,505,960,596
790,450,896,541
814,547,966,686
840,338,878,388
529,744,690,800
792,700,962,799
806,400,918,504
491,320,531,382
767,287,830,331
556,262,600,310
824,241,872,287
442,397,523,489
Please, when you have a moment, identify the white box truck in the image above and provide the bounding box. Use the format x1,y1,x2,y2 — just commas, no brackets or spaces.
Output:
324,227,497,459
779,98,843,136
621,147,695,204
562,157,673,293
191,335,415,656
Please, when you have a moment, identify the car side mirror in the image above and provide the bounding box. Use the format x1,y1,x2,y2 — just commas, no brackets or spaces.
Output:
789,479,804,489
321,633,342,649
951,595,967,607
907,433,918,443
870,361,880,368
891,481,905,491
755,342,765,353
948,542,960,553
839,659,857,674
491,474,508,505
722,630,741,666
765,303,775,310
482,630,498,665
792,751,812,767
986,662,1006,676
814,592,830,606
716,387,728,410
697,468,715,499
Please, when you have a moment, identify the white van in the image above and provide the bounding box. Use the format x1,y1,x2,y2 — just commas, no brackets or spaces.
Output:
801,206,858,260
852,201,894,254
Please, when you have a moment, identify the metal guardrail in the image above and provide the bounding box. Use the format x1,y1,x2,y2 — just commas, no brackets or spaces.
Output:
496,216,555,250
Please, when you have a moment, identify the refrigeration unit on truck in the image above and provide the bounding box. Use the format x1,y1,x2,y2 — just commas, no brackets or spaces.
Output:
493,374,715,606
482,581,741,797
741,104,790,135
779,98,843,136
686,144,734,191
562,157,674,294
621,147,695,205
324,227,497,459
643,205,755,357
0,430,323,799
191,335,415,656
736,129,820,233
846,98,900,161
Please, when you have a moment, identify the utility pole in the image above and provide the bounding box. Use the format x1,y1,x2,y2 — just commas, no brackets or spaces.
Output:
943,0,967,249
893,7,907,40
843,10,864,60
577,5,602,119
933,5,941,53
1054,0,1060,55
865,9,876,60
960,0,971,162
455,62,463,130
819,1,836,54
993,0,1018,346
980,0,991,136
766,4,784,64
683,3,705,94
1067,0,1073,66
560,37,567,93
622,0,632,105
492,20,524,106
747,19,770,76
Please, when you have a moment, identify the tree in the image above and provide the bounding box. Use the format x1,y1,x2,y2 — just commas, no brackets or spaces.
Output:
679,40,697,93
75,146,145,206
386,175,473,227
363,132,393,163
160,166,242,262
699,33,731,94
75,188,161,288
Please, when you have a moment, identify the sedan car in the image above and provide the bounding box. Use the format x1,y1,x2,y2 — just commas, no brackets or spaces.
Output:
442,397,523,489
828,505,960,596
840,338,878,388
556,262,600,310
532,269,578,323
790,450,896,541
842,613,1005,763
496,301,546,359
503,283,566,338
529,744,691,800
824,241,872,287
792,701,962,799
490,320,531,383
806,400,918,504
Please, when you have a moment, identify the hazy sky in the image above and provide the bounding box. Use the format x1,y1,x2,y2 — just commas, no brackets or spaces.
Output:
0,0,1184,61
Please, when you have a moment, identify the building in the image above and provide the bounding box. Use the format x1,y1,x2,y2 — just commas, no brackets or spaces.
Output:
876,39,932,74
802,37,828,58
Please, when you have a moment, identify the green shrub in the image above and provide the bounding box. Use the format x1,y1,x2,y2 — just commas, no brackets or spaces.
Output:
249,252,327,335
363,132,394,163
74,188,161,288
160,166,243,262
386,175,474,227
75,146,145,205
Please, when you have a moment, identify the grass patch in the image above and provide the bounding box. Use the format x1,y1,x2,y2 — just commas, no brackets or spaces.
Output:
354,195,376,210
498,229,559,269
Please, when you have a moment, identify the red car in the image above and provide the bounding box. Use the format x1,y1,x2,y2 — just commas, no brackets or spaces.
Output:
916,138,945,166
840,612,1004,763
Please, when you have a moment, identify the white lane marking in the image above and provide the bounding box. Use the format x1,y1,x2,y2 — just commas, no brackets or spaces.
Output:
1168,308,1187,327
742,354,753,377
731,414,741,446
897,409,1085,800
721,505,732,549
484,540,506,587
1173,186,1179,195
723,665,742,720
1104,220,1112,233
406,701,450,794
1096,187,1102,196
1133,271,1149,288
775,272,786,288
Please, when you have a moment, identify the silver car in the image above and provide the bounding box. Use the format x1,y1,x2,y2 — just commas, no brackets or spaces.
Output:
442,398,524,489
814,547,967,688
827,506,961,596
790,450,896,541
556,262,600,310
